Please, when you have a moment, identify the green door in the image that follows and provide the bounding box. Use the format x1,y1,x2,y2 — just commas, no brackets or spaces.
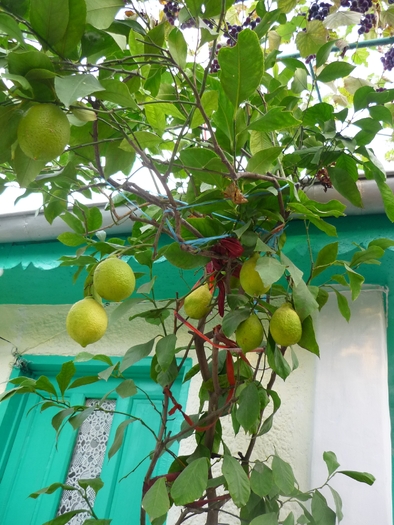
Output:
0,356,190,525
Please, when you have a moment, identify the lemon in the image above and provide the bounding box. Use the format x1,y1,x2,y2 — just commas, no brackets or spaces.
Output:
239,253,270,296
235,314,264,352
66,297,108,347
269,303,302,347
184,284,212,319
17,103,70,162
93,257,135,302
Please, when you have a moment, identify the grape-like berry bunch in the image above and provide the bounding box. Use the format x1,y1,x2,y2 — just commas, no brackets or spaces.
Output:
381,47,394,71
342,0,373,13
305,54,316,64
358,13,375,34
163,1,180,25
308,2,332,21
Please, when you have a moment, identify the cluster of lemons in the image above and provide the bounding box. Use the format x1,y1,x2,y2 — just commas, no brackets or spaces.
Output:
183,252,302,352
66,258,135,347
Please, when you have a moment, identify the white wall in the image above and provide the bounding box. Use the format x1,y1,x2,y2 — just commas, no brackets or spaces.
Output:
0,289,391,524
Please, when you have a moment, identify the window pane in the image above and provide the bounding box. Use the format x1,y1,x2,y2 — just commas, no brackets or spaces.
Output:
57,399,116,524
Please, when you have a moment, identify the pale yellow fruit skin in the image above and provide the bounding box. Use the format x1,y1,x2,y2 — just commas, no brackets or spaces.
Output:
66,297,108,347
236,314,264,352
184,284,212,319
240,253,270,296
17,104,70,162
269,303,302,347
93,258,135,302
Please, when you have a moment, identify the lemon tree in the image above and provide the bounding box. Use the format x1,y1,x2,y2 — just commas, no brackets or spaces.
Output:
1,0,394,523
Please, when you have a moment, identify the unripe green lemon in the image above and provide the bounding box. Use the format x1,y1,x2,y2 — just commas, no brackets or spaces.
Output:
17,104,70,162
269,303,302,347
239,253,270,296
235,314,264,352
66,297,108,347
93,258,135,302
184,284,212,319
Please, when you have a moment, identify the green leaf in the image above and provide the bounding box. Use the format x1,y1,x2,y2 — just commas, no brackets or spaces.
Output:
333,289,350,322
222,454,251,507
109,297,144,325
95,79,138,109
85,0,124,30
280,253,303,286
56,361,76,395
316,40,336,68
316,62,355,83
327,167,363,208
255,257,286,288
329,486,344,522
78,477,104,494
191,90,219,129
168,27,187,69
323,451,340,476
116,378,137,398
250,461,274,497
162,243,210,269
30,482,77,499
156,334,177,372
298,316,319,356
222,308,250,337
311,491,336,525
374,179,394,223
272,455,295,495
237,382,260,432
250,514,279,525
68,375,100,389
278,0,298,13
312,242,339,279
55,74,105,107
57,232,86,247
120,338,156,372
69,406,95,430
142,477,170,521
218,29,264,111
266,335,291,379
42,511,87,525
338,470,375,485
350,245,384,267
248,107,301,132
303,103,334,127
53,0,87,58
369,238,394,250
171,458,209,505
293,280,319,321
295,20,328,58
0,13,25,45
52,407,76,432
30,0,69,46
12,146,46,188
345,264,364,300
246,147,282,174
108,419,135,459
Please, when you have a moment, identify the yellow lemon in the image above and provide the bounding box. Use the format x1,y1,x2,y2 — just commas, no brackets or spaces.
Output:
66,297,108,347
269,303,302,347
17,104,70,162
239,253,270,296
235,314,264,352
93,257,135,302
184,284,212,319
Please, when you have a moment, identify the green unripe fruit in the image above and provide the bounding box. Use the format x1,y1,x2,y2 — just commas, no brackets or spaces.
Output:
235,314,264,352
269,303,302,347
239,253,270,297
184,284,212,319
17,103,70,162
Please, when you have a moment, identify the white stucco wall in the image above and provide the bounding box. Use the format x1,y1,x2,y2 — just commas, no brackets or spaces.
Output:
0,288,391,524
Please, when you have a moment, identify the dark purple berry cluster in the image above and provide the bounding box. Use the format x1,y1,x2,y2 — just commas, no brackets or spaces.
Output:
180,17,197,28
163,1,180,25
308,2,332,21
223,16,261,47
381,48,394,71
349,0,372,14
389,0,394,5
305,54,316,64
358,13,375,34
